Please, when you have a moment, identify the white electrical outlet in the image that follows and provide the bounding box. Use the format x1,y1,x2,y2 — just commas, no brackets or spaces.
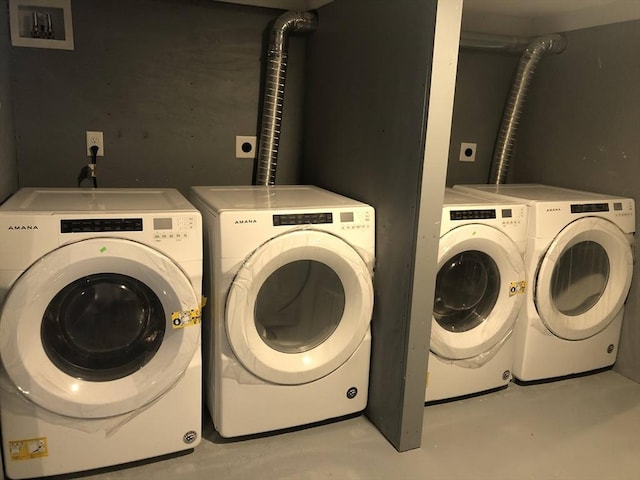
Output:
86,131,104,156
459,142,477,162
236,136,256,159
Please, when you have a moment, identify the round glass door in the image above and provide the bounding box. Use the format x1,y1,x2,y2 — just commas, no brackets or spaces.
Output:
254,260,345,354
431,224,525,361
434,250,500,333
535,217,633,340
41,273,166,382
0,238,200,419
226,230,373,385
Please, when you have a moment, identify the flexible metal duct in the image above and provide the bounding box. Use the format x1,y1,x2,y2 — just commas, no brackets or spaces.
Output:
489,33,567,185
460,31,529,53
255,11,318,186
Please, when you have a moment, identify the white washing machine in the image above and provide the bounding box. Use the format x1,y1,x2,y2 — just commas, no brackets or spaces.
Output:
190,185,374,438
0,188,203,479
453,184,635,381
426,189,528,402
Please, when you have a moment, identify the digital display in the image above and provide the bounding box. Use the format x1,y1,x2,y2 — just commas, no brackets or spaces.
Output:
502,209,512,218
450,209,496,221
273,212,333,226
570,203,609,213
154,218,173,230
61,218,143,233
340,212,354,223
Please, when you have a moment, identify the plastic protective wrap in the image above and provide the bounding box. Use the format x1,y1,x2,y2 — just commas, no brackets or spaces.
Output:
430,225,526,366
0,238,200,432
222,228,374,385
433,330,513,369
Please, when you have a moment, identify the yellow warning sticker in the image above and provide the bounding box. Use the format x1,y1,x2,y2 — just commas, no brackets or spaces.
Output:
9,437,48,461
171,308,201,329
509,281,526,297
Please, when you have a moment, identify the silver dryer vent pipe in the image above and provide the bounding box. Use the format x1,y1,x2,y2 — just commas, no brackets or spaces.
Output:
460,31,530,53
489,33,567,185
255,11,318,187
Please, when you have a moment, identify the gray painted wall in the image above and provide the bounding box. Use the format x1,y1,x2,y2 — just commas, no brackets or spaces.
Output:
447,20,639,382
446,49,518,187
0,0,18,202
303,0,438,451
8,0,305,196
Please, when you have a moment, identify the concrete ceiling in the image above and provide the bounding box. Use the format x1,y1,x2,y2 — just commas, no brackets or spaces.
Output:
213,0,639,36
464,0,629,16
462,0,640,35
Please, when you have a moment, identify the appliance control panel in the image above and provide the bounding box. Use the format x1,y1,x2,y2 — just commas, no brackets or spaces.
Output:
449,206,526,230
570,203,610,213
61,218,143,233
272,209,373,230
450,209,496,221
273,212,333,226
152,215,198,241
338,209,372,230
59,215,198,242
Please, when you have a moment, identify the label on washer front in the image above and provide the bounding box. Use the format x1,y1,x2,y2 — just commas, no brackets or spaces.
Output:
171,308,201,329
8,437,48,461
509,281,526,297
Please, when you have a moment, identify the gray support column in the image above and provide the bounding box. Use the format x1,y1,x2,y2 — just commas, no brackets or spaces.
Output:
302,0,461,450
0,0,18,202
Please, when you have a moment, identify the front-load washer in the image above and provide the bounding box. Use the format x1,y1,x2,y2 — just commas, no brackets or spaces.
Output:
190,185,374,438
426,189,528,402
0,188,203,479
453,184,635,381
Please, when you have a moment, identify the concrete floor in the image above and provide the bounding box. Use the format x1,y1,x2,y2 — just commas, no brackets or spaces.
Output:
24,370,640,479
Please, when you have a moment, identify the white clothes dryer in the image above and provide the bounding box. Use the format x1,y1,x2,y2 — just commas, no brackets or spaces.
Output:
0,188,203,479
190,186,374,438
453,184,635,381
426,189,528,402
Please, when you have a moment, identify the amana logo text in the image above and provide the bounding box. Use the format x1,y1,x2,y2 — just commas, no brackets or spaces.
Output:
234,219,257,224
8,225,38,230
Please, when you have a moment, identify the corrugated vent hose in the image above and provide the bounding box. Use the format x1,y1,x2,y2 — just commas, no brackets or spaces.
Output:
489,33,567,185
254,11,318,186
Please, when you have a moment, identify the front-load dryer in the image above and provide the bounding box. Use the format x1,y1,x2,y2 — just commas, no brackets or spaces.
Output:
426,189,528,402
453,184,635,381
190,185,374,438
0,188,203,479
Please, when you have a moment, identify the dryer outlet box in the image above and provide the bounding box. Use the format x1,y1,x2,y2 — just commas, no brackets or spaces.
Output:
236,136,256,159
459,142,476,162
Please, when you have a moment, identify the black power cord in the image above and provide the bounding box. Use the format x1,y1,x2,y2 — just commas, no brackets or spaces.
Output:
77,145,99,188
89,145,98,188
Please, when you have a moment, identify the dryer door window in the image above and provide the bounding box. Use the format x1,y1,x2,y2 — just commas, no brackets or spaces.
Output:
226,229,373,385
550,241,609,316
430,224,526,361
535,217,633,340
0,238,200,419
254,260,345,354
